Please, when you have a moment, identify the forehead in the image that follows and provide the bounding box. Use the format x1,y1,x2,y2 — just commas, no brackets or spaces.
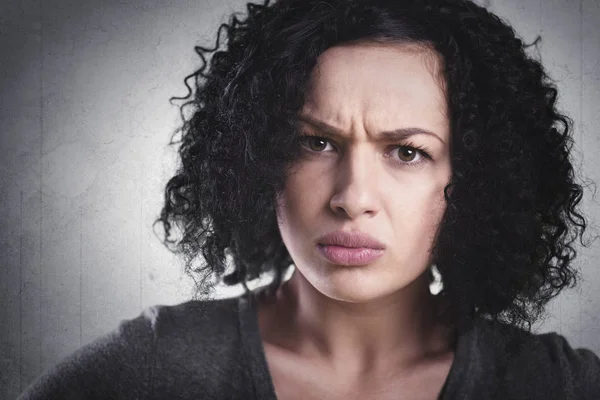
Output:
302,42,448,133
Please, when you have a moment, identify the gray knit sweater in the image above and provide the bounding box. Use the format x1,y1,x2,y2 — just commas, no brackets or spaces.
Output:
17,291,600,399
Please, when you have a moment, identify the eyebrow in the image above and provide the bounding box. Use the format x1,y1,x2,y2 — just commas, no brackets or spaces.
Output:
297,114,445,144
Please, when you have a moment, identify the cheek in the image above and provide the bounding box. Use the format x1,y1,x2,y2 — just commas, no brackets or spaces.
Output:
279,165,324,213
420,184,448,246
394,179,447,238
276,177,316,231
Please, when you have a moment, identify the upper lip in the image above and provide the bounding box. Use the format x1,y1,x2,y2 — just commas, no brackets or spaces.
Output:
317,230,386,249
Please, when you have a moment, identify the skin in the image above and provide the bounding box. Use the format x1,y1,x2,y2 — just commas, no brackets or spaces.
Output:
259,41,455,396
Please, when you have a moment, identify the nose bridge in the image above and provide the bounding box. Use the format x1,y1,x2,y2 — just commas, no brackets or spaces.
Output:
331,144,379,217
342,144,374,185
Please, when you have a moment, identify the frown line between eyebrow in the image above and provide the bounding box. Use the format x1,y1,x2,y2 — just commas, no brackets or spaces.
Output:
297,114,445,144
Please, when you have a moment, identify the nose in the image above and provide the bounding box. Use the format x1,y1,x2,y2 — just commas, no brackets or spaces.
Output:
329,147,380,219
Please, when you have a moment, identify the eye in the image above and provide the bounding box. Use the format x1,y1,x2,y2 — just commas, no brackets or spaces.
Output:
301,135,334,152
299,134,432,168
398,147,418,162
393,142,432,167
395,145,429,165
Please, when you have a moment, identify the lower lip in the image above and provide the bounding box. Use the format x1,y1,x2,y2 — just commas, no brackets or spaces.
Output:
317,244,385,266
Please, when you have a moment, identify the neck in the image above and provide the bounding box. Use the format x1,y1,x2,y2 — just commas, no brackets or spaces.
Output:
258,268,456,379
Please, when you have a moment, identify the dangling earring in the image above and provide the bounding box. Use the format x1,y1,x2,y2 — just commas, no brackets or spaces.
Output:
429,264,443,296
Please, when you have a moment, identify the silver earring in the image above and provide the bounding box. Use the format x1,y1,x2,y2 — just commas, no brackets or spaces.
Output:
429,264,443,296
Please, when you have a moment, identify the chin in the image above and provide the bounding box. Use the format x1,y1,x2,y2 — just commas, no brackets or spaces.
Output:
302,263,414,304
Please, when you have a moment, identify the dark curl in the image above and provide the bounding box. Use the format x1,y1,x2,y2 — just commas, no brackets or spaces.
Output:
154,0,595,340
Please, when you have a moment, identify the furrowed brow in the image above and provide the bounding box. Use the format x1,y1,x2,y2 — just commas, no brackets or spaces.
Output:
297,114,444,144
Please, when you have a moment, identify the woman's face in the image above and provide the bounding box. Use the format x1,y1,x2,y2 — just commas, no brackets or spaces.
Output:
276,42,452,303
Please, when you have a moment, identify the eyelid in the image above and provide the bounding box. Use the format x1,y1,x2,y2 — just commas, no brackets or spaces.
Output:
299,133,433,167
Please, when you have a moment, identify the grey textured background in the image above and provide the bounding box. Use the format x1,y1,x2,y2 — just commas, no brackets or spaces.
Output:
1,0,599,398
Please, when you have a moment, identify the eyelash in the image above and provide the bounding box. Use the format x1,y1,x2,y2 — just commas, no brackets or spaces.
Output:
298,133,433,168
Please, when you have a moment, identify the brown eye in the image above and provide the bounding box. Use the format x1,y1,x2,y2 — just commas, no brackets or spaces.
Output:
304,136,329,152
398,147,417,162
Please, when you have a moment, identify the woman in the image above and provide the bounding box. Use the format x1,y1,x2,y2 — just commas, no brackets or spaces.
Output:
18,0,600,399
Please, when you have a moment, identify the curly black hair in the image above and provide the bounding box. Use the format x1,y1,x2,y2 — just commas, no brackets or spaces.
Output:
154,0,595,342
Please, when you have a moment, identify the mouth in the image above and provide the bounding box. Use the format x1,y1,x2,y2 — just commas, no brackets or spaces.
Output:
316,244,385,266
316,230,386,250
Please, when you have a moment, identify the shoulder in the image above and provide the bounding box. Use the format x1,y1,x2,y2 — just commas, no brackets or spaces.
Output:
143,296,245,363
144,296,240,339
473,318,600,399
18,296,246,400
140,295,255,397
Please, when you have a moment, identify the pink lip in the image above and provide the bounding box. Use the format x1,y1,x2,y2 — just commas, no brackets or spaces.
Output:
317,230,386,249
317,245,385,266
316,230,386,266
